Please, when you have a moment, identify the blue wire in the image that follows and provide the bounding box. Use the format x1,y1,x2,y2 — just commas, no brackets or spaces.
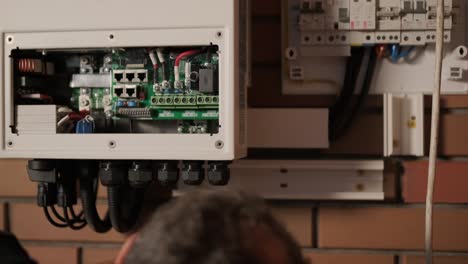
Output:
388,45,415,62
390,45,398,62
398,46,416,59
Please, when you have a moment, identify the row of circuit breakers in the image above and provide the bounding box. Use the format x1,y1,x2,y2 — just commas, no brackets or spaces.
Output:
298,0,456,46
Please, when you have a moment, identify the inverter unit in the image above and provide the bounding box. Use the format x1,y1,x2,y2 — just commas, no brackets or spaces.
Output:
0,0,250,161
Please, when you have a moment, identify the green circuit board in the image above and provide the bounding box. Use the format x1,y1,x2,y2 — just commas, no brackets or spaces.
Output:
109,49,220,120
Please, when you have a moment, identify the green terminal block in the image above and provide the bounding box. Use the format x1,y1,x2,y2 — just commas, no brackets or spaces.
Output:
196,96,219,106
173,95,197,107
151,95,174,107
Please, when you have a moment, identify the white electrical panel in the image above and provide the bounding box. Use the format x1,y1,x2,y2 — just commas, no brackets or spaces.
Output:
0,0,250,161
283,0,468,95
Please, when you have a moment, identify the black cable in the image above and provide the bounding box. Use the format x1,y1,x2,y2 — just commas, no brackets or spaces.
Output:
100,161,147,234
63,207,87,230
43,207,68,228
80,180,111,233
50,205,67,223
329,47,365,139
78,161,112,233
329,47,365,120
68,206,85,223
329,56,354,122
334,46,377,136
108,186,142,233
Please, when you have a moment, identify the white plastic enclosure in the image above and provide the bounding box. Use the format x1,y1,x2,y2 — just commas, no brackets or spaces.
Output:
0,0,249,161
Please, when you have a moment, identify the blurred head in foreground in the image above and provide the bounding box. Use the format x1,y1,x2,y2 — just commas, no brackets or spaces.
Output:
121,190,306,264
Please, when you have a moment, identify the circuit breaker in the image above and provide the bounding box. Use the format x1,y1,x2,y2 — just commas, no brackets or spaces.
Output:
284,0,468,157
284,0,467,95
0,0,250,161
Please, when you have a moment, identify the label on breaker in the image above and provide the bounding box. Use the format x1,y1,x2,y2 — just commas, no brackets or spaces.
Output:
350,0,377,30
325,0,351,30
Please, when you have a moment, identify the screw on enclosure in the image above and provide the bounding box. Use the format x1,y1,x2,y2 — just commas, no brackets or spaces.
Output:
215,140,224,149
7,140,14,148
6,36,13,43
216,32,222,38
108,140,117,149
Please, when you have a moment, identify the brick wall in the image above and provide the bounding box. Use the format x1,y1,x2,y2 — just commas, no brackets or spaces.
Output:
2,159,468,264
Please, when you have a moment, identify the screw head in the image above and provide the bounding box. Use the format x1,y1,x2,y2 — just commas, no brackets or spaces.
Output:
215,140,224,149
108,140,117,149
80,99,90,107
103,97,112,106
7,140,14,148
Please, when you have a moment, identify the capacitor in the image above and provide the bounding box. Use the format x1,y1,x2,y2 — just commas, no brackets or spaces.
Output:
117,100,125,107
76,116,94,134
127,101,138,108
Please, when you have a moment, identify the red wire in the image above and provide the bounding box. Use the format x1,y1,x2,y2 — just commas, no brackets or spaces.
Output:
376,45,386,59
175,50,201,66
147,49,159,70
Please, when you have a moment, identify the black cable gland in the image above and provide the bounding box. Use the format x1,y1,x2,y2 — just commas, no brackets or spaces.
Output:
27,160,56,183
157,161,179,187
99,162,128,186
181,161,205,186
128,162,153,188
207,162,231,186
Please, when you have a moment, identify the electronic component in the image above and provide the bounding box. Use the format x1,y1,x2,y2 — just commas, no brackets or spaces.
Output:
199,68,216,93
113,70,148,83
70,74,112,88
117,108,152,119
17,59,54,75
16,105,57,135
75,117,95,134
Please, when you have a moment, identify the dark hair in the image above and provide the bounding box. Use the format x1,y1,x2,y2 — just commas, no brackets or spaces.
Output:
125,190,306,264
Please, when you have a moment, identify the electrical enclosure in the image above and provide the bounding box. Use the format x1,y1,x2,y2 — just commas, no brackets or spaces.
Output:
283,0,468,95
0,0,250,161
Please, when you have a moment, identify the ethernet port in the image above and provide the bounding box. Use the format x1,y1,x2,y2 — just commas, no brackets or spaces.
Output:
114,88,124,97
137,72,147,82
114,72,124,82
126,72,135,82
126,87,137,98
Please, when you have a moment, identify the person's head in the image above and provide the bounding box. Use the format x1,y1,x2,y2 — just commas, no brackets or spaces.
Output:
122,190,306,264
